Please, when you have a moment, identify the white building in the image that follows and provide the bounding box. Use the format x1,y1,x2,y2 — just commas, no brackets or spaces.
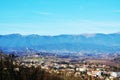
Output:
110,72,120,78
76,67,87,72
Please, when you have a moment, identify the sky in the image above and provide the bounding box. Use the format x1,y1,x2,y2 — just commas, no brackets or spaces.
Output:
0,0,120,35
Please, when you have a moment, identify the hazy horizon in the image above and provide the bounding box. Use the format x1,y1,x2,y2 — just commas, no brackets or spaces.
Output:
0,31,120,36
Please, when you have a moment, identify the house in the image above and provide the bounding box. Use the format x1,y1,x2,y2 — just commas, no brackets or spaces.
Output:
76,67,87,72
110,72,120,78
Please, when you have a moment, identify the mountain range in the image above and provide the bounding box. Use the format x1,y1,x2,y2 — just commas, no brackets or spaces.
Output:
0,33,120,54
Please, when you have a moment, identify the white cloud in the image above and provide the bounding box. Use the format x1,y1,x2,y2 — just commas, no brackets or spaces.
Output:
112,10,120,13
83,20,120,27
0,20,120,35
35,11,51,15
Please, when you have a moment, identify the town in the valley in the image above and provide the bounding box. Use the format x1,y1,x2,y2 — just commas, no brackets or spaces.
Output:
3,50,119,80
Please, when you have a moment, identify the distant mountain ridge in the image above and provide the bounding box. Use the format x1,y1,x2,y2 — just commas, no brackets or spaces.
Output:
0,33,120,54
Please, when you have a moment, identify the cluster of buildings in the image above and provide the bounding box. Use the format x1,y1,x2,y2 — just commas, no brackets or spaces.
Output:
16,54,120,80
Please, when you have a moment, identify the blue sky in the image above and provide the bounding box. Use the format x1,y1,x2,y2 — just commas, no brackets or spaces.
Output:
0,0,120,35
